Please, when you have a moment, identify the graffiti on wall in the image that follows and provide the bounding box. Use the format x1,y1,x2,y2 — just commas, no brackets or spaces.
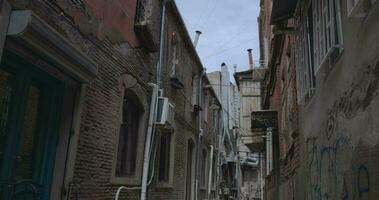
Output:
306,62,379,200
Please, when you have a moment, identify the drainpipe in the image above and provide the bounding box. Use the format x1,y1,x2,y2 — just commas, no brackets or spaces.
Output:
260,152,264,200
207,145,214,199
140,1,167,199
157,0,167,88
195,68,206,200
140,83,159,200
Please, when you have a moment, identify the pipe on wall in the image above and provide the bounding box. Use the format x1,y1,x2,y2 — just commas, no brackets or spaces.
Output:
140,83,159,200
207,145,214,199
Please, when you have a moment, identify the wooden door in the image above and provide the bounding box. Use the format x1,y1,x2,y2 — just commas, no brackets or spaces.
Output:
0,52,65,200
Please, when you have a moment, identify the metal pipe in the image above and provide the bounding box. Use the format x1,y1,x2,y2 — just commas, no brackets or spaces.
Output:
247,49,254,69
207,145,214,199
140,83,159,200
193,30,202,48
157,0,167,88
260,152,264,200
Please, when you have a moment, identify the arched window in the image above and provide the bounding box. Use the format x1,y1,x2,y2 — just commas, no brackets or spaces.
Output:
115,90,144,177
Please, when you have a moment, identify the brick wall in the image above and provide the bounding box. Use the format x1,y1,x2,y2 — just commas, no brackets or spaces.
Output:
7,0,160,199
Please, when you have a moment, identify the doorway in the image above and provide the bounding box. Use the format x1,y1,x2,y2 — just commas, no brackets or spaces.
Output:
0,52,72,200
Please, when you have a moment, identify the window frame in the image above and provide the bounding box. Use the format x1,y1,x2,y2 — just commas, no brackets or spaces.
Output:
200,149,208,189
312,0,343,74
115,91,142,177
111,74,149,186
156,129,175,188
185,138,196,200
295,3,317,103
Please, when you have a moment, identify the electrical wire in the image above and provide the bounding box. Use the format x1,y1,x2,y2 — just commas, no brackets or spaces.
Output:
204,38,256,59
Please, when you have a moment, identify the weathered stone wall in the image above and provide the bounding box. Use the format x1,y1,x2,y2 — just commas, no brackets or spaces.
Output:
262,1,379,200
297,2,379,200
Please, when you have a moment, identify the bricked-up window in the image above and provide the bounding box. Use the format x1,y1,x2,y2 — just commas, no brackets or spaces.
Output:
116,91,142,177
158,131,171,182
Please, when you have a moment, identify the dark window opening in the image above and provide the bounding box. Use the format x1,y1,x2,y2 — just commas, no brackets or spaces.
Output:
158,132,171,182
186,140,194,200
201,150,207,187
116,91,143,177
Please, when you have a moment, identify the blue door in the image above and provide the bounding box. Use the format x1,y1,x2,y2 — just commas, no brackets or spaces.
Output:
0,52,64,200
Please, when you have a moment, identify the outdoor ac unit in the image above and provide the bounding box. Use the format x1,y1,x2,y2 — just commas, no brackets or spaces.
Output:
156,97,175,126
348,0,377,18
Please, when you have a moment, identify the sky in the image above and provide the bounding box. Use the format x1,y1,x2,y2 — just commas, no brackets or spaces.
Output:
176,0,261,76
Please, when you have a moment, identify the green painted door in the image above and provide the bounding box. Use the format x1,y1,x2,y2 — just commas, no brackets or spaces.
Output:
0,52,64,200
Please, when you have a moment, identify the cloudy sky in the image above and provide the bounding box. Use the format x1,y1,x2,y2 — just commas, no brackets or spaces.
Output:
176,0,261,76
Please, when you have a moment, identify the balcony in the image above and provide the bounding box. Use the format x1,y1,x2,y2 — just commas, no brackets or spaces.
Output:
241,110,278,152
134,0,158,52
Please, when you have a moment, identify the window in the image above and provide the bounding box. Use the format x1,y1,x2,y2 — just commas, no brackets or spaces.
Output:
191,75,200,111
312,0,343,72
158,131,172,182
296,0,342,102
212,155,217,190
296,4,316,102
203,93,209,123
186,140,195,200
201,150,207,188
116,91,142,177
170,32,179,77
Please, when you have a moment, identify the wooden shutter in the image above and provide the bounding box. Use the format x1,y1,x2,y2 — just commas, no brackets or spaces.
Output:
0,0,11,62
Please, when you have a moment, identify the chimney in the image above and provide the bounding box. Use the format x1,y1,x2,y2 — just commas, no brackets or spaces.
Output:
247,49,254,69
193,30,202,48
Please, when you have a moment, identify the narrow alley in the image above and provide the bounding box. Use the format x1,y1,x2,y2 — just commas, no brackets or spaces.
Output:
0,0,378,199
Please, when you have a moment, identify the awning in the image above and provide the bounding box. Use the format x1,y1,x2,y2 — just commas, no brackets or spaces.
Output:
271,0,299,24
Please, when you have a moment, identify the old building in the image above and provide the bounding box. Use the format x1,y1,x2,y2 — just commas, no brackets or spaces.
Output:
234,50,267,200
0,0,163,199
260,0,379,199
208,63,241,199
0,0,223,200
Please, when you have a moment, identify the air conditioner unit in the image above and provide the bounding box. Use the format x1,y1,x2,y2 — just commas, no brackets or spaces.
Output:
348,0,377,18
156,97,175,126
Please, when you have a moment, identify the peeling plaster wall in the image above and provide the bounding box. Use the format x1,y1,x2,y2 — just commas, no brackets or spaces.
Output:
296,2,379,200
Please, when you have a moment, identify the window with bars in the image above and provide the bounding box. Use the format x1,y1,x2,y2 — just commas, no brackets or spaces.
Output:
115,91,143,177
